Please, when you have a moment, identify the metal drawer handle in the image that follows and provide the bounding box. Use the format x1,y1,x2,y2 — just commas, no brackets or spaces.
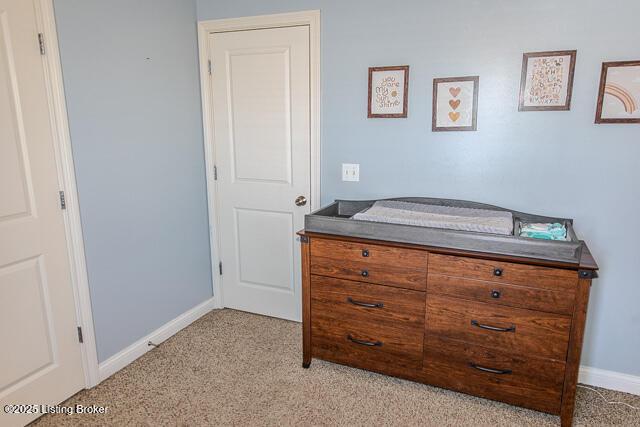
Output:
362,249,369,257
347,297,383,309
471,320,515,333
361,270,369,277
470,363,512,375
493,267,503,277
347,334,382,347
491,290,501,299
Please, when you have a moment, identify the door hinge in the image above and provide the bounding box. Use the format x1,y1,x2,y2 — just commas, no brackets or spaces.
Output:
77,326,84,343
37,33,45,55
208,59,212,75
59,191,66,209
218,261,223,275
213,165,218,180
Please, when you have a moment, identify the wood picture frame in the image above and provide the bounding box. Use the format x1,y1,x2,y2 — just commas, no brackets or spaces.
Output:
595,60,640,124
367,65,409,118
518,50,577,111
432,76,479,132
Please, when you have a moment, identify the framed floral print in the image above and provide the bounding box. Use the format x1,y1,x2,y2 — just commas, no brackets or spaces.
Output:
367,65,409,118
595,60,640,124
432,76,479,131
518,50,577,111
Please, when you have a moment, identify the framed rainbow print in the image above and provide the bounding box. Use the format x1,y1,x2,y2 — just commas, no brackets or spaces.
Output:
595,60,640,124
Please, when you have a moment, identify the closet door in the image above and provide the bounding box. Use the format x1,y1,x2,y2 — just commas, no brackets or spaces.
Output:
0,1,84,425
208,25,311,321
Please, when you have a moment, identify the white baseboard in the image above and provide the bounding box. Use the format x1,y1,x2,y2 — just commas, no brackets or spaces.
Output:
580,365,640,396
96,301,639,397
98,297,217,383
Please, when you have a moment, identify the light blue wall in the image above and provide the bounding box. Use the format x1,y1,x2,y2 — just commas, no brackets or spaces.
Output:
197,0,640,376
54,0,212,362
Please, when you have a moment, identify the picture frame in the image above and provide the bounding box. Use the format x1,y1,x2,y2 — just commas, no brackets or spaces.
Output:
432,76,479,132
595,60,640,124
518,50,577,111
367,65,409,118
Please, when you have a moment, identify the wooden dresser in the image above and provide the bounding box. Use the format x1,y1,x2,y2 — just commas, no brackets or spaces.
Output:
299,232,598,427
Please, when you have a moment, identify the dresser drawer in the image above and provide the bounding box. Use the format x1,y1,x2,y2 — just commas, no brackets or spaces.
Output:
310,238,428,270
311,257,426,291
426,294,571,360
423,335,564,414
311,276,425,370
311,275,425,327
428,273,575,315
311,316,424,371
429,253,577,292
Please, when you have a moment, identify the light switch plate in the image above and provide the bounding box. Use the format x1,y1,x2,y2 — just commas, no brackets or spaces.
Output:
342,163,359,182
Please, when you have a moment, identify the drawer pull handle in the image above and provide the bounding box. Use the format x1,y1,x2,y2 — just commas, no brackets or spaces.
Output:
471,320,515,333
361,270,369,277
347,335,382,347
469,363,512,375
493,267,503,277
347,297,383,309
491,290,501,299
362,249,369,257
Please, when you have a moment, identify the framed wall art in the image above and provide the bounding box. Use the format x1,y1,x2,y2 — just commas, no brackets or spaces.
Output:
367,65,409,118
518,50,577,111
432,76,479,131
595,60,640,124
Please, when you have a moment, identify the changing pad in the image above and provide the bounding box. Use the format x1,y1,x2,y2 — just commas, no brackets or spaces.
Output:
352,200,514,235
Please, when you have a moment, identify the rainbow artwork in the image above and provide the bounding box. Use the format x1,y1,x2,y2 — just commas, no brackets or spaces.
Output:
604,83,637,114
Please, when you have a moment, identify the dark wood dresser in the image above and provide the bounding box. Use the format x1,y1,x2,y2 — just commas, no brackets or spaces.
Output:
299,232,598,427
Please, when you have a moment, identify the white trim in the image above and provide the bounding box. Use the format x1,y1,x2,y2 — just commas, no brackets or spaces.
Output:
34,0,100,388
98,298,217,382
197,11,322,309
580,365,640,396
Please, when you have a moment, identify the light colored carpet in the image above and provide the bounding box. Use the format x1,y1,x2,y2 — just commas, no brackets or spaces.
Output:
33,309,640,426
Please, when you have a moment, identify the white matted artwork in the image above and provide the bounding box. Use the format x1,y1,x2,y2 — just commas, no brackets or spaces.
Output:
519,50,577,111
432,76,479,131
595,60,640,124
368,65,409,118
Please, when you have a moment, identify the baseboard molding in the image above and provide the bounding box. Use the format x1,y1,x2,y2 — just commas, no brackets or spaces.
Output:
97,302,639,396
580,365,640,396
98,297,217,383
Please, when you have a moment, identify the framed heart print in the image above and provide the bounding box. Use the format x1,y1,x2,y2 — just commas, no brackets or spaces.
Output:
432,76,479,131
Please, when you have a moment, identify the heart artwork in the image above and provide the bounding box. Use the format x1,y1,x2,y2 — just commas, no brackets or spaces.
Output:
449,87,461,97
448,111,460,122
449,99,461,110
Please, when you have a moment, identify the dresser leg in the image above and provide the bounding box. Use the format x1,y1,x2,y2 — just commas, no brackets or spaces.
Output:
300,234,312,371
560,278,592,427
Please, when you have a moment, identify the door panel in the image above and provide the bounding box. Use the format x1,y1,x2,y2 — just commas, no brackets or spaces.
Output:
228,48,292,183
235,208,294,292
210,26,310,321
0,10,35,221
0,257,54,389
0,1,84,425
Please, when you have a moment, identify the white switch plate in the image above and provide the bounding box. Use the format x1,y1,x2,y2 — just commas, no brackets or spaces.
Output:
342,163,359,182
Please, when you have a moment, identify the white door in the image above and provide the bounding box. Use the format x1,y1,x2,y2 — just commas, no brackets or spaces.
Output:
209,26,311,321
0,1,84,425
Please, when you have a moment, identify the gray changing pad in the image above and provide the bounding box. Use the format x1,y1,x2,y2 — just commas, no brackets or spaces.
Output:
352,200,514,235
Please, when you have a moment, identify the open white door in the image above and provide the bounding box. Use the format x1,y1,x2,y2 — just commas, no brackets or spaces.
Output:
209,25,311,321
0,1,85,425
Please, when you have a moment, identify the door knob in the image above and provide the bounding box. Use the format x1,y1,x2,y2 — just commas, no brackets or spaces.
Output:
295,195,307,206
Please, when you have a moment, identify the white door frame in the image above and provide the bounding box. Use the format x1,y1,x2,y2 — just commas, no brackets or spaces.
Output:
32,0,99,387
197,11,321,308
